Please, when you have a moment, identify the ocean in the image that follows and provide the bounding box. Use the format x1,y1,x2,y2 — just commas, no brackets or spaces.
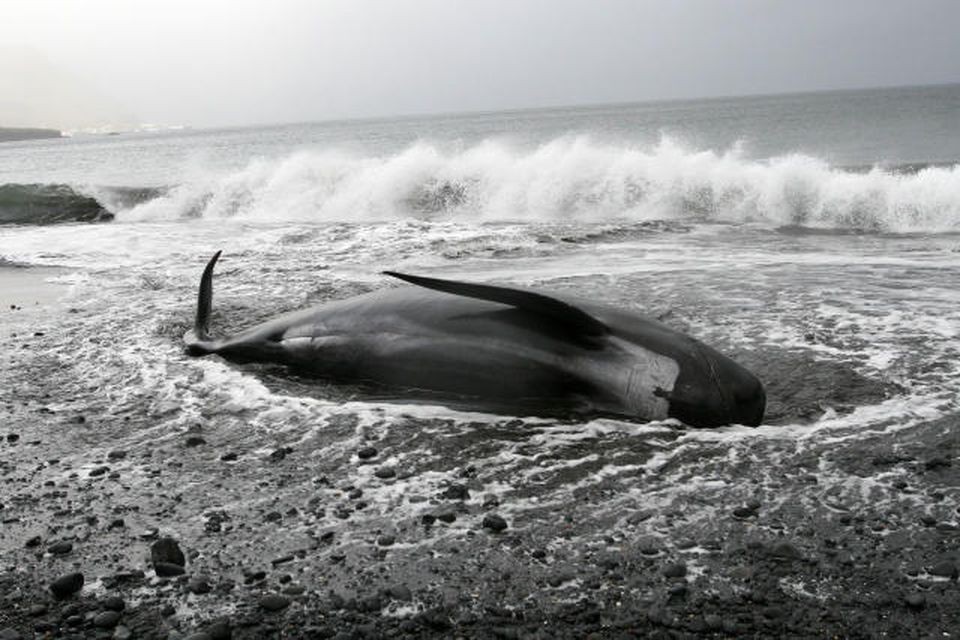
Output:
2,83,959,635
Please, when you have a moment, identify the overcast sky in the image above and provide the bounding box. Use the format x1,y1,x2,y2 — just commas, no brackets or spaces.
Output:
3,0,959,129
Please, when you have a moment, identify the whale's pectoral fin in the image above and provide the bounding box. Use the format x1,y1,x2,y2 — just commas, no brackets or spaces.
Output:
383,271,609,337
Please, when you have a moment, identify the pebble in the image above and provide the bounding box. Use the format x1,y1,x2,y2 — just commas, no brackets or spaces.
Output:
259,594,291,612
421,514,437,526
0,629,20,640
377,535,396,547
185,436,206,447
220,452,239,462
107,450,127,460
93,611,121,628
207,621,232,639
48,540,73,555
102,595,125,611
732,505,758,518
269,446,293,462
482,514,508,532
357,446,378,460
27,604,47,616
386,584,412,601
89,466,110,477
154,562,186,577
437,510,457,523
442,484,470,500
151,537,186,567
24,535,41,548
771,541,802,559
374,466,396,479
50,572,84,599
663,562,687,578
114,626,133,640
189,576,213,594
928,561,958,580
905,593,926,609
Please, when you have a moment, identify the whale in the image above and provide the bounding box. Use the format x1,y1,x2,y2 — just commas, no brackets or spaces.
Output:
184,252,765,427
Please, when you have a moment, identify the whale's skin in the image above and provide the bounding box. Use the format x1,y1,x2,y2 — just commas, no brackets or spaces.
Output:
185,253,765,427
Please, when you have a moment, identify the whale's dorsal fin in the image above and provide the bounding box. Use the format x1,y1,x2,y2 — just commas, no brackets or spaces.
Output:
383,271,609,337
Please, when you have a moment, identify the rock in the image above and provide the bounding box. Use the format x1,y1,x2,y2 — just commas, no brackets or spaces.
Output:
48,540,73,555
928,561,958,580
357,446,378,460
386,584,412,601
663,562,687,578
102,595,125,611
189,576,212,594
24,535,41,548
114,626,133,640
27,604,47,616
185,436,206,447
421,514,437,526
206,621,232,639
50,572,84,599
905,593,925,609
374,466,396,479
89,465,110,477
0,629,21,640
437,510,457,523
154,562,186,577
220,452,239,461
482,514,508,532
93,611,122,628
6,433,20,443
771,541,802,560
151,537,186,567
269,446,293,462
442,484,470,500
732,505,758,518
107,450,127,460
259,594,291,611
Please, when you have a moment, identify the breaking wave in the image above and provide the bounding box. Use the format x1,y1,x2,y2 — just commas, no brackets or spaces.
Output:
13,137,960,232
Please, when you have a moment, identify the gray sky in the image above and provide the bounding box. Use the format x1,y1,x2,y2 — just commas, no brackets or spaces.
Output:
3,0,959,129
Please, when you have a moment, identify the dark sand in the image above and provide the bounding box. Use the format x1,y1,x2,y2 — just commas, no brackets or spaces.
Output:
0,292,958,639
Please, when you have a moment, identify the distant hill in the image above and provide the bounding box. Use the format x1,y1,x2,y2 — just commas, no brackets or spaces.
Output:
0,127,63,142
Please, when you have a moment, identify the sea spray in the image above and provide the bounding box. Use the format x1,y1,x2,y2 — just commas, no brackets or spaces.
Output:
115,136,960,232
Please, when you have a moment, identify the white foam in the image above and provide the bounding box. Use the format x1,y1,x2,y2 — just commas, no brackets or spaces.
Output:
113,136,960,232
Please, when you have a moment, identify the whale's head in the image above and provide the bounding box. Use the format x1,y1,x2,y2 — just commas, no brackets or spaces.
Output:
666,345,766,428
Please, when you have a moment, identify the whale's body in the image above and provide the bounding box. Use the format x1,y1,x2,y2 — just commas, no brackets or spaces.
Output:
185,252,765,427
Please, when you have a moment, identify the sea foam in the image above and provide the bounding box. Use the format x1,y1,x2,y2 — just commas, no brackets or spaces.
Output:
110,136,960,232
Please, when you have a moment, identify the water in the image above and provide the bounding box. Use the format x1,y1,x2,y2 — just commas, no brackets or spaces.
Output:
1,85,959,623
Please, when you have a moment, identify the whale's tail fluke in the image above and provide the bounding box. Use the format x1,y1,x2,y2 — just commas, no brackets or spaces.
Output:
184,250,222,355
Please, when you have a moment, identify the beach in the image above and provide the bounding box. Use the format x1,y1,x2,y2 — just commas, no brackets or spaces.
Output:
1,85,959,638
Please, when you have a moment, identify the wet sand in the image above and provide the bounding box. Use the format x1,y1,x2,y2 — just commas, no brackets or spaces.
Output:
0,266,69,311
0,325,958,638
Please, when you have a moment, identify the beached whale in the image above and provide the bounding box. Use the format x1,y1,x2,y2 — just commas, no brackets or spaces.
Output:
184,252,765,427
